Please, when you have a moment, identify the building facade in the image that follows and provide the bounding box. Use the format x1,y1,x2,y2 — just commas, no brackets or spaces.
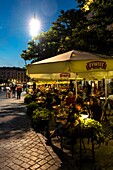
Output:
0,67,28,85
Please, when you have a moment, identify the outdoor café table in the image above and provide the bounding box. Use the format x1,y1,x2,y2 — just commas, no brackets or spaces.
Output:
65,116,95,161
58,113,95,161
51,106,102,159
53,104,69,124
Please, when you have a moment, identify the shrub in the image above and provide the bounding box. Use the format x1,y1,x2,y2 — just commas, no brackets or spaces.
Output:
24,94,32,104
31,108,53,130
27,102,39,117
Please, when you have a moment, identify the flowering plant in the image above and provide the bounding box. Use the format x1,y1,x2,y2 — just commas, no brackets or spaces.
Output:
73,113,105,144
79,117,105,144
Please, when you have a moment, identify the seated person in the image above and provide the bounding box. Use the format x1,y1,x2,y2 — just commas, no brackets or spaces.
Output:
89,96,103,122
64,91,75,107
72,97,84,113
49,97,84,143
52,92,61,106
104,95,113,116
50,108,75,139
42,92,53,110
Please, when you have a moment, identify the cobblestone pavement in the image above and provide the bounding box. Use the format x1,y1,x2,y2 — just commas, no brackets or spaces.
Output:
0,92,113,170
0,93,63,170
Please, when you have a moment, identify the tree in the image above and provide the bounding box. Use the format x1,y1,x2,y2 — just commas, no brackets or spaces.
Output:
74,0,113,55
85,0,113,55
21,0,113,63
52,9,87,52
21,50,28,66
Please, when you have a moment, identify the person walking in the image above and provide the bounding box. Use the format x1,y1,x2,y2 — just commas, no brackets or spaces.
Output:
11,84,16,98
6,85,11,98
17,85,22,99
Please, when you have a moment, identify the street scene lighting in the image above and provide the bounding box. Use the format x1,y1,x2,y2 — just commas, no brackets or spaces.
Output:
29,15,41,38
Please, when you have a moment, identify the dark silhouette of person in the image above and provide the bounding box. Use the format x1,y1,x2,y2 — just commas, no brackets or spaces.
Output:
69,80,74,92
12,85,16,98
90,97,103,122
33,82,36,91
83,81,91,98
17,85,22,99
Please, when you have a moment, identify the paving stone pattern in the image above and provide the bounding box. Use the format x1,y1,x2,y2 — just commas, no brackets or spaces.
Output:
0,93,62,170
0,131,62,170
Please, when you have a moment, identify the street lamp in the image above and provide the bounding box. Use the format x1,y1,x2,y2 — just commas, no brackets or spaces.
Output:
29,14,41,38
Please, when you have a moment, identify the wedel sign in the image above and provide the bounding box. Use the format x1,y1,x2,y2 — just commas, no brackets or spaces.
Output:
86,61,107,70
60,73,70,78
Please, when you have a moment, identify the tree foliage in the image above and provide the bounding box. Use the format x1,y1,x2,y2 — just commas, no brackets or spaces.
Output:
21,0,113,63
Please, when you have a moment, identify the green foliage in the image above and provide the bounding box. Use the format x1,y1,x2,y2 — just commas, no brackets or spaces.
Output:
24,94,32,104
21,0,113,63
80,117,105,144
71,112,105,144
27,102,39,117
32,108,53,125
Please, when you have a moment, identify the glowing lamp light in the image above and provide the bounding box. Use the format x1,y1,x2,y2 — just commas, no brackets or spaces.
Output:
29,17,40,37
81,114,89,119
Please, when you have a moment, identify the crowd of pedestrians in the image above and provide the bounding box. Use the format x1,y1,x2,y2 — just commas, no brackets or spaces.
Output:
5,84,22,99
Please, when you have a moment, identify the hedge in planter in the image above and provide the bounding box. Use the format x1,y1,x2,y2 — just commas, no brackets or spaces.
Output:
79,117,105,144
27,102,39,117
32,107,53,132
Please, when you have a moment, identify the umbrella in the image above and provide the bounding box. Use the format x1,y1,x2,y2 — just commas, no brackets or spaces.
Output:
27,50,113,99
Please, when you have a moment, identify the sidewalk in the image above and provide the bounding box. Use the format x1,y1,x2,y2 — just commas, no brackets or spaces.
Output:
0,93,113,170
0,93,62,170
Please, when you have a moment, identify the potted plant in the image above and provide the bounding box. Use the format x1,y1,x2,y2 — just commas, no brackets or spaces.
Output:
31,107,53,133
79,117,105,144
27,102,39,117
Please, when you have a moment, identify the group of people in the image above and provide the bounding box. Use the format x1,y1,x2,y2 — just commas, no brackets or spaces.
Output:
25,80,113,148
6,84,22,99
49,95,104,140
26,81,113,146
31,84,105,123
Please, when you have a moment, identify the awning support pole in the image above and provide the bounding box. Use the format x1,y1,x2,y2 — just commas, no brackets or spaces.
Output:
105,77,107,102
75,73,77,99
